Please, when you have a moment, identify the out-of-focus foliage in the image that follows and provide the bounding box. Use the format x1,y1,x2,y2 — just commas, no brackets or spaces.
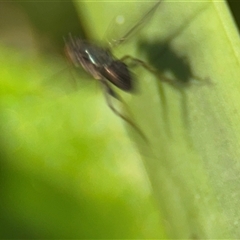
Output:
0,1,164,238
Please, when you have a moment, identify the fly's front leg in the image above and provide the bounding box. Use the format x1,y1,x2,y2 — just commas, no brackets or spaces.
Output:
102,79,122,101
100,79,148,142
100,79,133,122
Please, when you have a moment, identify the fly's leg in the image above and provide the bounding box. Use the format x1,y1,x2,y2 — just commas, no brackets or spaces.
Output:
120,55,176,85
120,55,174,137
120,54,169,107
100,79,148,143
121,55,211,87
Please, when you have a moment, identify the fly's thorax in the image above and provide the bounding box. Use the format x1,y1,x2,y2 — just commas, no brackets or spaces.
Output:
78,45,113,80
84,45,114,68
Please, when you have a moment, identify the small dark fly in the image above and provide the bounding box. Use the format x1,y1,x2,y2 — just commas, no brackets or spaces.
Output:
65,1,162,140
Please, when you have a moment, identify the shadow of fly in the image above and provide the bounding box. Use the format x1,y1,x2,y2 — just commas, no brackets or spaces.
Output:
64,1,162,141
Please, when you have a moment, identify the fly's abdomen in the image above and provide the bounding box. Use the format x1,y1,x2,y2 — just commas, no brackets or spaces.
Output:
102,60,133,92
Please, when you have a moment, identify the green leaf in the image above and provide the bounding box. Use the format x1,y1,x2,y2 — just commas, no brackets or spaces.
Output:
74,0,240,238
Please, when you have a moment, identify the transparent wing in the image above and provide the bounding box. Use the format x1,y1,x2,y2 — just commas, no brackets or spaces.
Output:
107,0,162,49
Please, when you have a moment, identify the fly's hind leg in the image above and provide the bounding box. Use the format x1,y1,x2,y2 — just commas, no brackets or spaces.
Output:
120,55,174,137
120,54,168,106
120,55,175,85
100,79,148,143
121,55,211,87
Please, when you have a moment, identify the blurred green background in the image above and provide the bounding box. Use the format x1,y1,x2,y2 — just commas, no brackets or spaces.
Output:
0,1,165,238
0,0,239,238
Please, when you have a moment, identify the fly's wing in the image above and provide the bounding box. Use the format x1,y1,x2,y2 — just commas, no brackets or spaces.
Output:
107,0,162,49
100,60,133,92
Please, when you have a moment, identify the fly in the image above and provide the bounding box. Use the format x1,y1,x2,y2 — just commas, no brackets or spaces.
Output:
64,1,162,141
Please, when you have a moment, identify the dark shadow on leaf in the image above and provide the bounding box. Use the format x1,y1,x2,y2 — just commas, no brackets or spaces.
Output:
138,40,194,86
136,2,211,87
136,40,202,145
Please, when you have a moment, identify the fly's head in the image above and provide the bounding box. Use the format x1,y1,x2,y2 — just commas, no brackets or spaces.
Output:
64,36,102,80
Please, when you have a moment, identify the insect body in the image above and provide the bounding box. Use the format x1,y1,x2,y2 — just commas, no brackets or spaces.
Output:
65,37,144,138
65,1,162,140
65,39,132,92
